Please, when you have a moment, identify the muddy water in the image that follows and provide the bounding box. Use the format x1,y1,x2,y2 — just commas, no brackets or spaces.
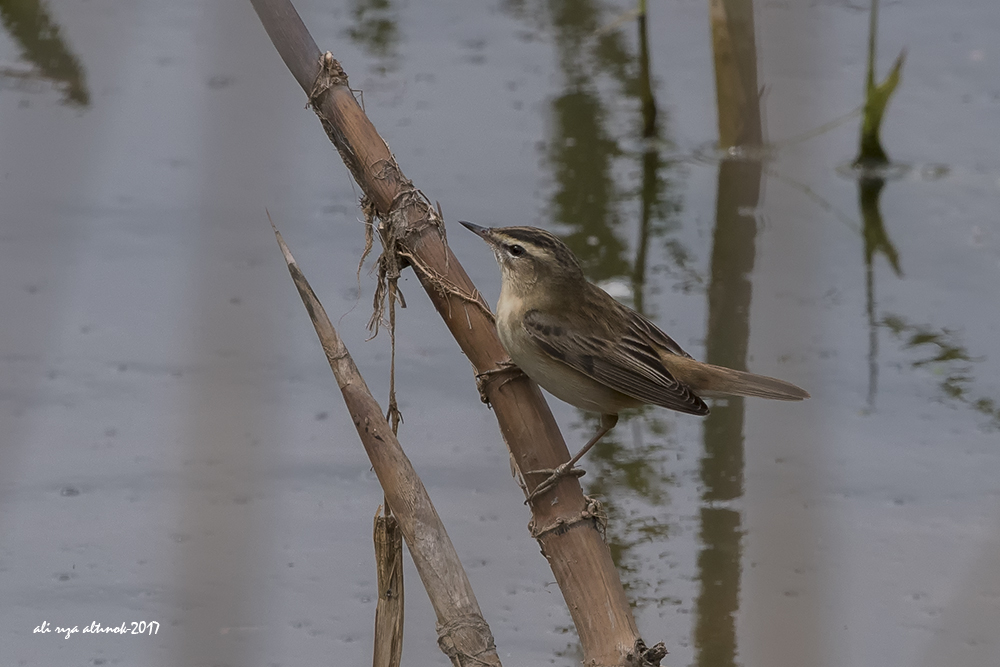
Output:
1,0,998,665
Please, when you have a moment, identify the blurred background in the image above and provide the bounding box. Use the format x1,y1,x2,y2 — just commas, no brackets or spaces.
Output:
1,0,999,665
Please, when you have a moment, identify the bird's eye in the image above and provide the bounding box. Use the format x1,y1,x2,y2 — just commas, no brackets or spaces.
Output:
507,244,525,257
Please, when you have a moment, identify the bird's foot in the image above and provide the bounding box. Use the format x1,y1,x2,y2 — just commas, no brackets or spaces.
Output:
524,463,586,503
475,360,523,405
476,359,518,379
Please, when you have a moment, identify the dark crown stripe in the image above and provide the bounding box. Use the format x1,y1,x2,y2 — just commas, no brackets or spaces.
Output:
496,226,582,272
497,227,564,253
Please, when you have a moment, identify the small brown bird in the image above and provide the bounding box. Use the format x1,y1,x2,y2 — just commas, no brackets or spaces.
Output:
461,222,809,500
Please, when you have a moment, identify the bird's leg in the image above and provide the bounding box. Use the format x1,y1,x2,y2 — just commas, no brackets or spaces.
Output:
525,413,618,503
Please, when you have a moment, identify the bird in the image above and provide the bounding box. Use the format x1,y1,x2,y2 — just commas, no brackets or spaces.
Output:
460,221,809,501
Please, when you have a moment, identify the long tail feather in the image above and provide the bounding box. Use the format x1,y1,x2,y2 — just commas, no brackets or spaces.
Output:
667,357,810,401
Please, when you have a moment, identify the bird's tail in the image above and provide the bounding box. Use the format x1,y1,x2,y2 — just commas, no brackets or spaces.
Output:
668,356,810,401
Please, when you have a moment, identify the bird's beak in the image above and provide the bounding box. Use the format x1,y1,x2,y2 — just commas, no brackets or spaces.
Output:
459,220,492,242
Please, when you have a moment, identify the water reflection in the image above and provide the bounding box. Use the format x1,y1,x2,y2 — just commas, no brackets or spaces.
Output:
633,0,665,316
850,167,996,432
344,0,400,74
549,88,629,281
858,175,902,410
505,0,647,282
695,1,762,665
848,3,995,431
845,0,904,414
0,0,89,106
882,315,1000,430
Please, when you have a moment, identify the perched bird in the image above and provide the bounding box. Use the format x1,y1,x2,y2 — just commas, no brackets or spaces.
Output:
461,221,809,500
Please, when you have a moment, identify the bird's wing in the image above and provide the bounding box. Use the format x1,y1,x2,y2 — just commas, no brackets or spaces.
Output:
522,309,709,416
625,309,693,359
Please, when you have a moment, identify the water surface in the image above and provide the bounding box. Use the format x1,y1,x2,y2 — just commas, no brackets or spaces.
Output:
1,0,998,665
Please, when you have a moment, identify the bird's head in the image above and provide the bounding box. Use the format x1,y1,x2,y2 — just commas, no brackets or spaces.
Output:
459,222,584,297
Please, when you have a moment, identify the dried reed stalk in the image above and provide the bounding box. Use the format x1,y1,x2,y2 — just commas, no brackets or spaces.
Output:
372,505,404,667
272,224,501,666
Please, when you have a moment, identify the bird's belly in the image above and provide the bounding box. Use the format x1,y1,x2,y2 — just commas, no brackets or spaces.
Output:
499,325,640,415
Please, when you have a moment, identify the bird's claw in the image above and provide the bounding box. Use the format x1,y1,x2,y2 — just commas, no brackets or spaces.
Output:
475,360,523,405
524,463,586,503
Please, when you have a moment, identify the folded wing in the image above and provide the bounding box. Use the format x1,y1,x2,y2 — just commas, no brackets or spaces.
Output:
522,309,709,416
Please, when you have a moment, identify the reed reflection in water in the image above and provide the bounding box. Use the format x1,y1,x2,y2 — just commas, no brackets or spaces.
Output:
0,0,89,105
695,1,762,664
